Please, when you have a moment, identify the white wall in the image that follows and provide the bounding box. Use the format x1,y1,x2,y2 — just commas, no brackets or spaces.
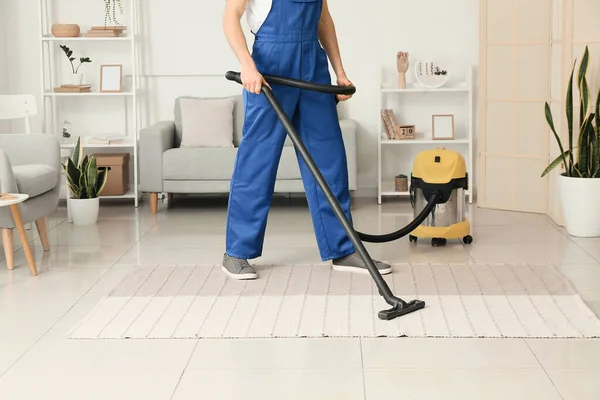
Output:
0,0,10,132
7,0,479,195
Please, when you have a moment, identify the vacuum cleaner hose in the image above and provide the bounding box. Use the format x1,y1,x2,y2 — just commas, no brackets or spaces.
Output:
225,70,431,320
356,193,440,243
225,71,356,96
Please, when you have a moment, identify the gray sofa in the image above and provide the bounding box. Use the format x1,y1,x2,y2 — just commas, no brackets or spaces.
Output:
139,95,358,213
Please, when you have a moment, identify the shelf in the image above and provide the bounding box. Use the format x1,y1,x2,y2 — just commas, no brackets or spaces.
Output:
99,189,137,199
42,35,132,42
381,138,470,145
45,91,134,97
381,84,469,93
60,142,135,149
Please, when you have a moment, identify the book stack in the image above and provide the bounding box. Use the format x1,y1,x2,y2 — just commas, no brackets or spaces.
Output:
53,84,92,93
85,26,127,38
87,135,126,145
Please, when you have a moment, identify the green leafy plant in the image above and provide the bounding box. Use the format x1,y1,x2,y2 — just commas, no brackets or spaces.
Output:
542,46,600,178
62,137,109,199
104,0,123,26
59,45,92,74
396,174,408,178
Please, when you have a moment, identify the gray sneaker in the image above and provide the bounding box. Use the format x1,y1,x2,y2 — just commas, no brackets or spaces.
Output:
331,252,392,275
221,254,258,280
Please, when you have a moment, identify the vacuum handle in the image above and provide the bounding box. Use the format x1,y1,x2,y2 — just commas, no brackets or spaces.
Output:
225,71,356,96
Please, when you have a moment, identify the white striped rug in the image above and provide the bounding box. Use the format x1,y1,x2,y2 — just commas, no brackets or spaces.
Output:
68,263,600,339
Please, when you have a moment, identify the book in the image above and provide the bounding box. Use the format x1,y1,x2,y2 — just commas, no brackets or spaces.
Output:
87,137,125,145
381,109,394,140
54,86,92,93
85,31,123,37
91,26,127,31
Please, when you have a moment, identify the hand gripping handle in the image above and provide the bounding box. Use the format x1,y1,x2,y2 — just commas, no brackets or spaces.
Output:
225,71,356,96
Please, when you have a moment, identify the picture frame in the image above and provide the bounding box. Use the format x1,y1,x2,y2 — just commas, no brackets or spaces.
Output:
99,64,123,92
432,114,455,140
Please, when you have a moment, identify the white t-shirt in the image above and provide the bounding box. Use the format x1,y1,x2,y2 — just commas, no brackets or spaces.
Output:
246,0,272,33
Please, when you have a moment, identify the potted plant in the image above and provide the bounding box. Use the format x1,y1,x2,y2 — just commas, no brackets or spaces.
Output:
59,45,92,85
541,46,600,237
104,0,124,26
63,137,109,226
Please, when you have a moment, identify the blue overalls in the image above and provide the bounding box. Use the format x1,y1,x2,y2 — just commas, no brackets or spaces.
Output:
225,0,356,261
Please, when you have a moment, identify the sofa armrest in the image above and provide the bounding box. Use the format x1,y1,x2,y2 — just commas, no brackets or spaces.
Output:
340,119,358,191
139,121,176,193
0,133,61,192
0,149,18,193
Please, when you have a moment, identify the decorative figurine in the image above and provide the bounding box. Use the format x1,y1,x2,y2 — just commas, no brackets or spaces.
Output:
397,51,409,89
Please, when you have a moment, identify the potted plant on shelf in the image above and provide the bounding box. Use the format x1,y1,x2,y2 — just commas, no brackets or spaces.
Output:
59,45,92,86
395,174,409,192
541,46,600,237
63,137,109,226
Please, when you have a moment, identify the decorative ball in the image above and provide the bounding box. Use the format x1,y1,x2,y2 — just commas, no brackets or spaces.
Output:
51,24,81,38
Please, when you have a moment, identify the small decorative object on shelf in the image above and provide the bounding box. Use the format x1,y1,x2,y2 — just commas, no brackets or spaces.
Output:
432,114,455,140
61,120,74,144
51,23,80,37
100,64,123,92
395,174,409,192
396,51,409,89
103,0,124,27
415,59,449,88
394,125,415,140
381,109,415,140
63,137,109,226
59,45,92,86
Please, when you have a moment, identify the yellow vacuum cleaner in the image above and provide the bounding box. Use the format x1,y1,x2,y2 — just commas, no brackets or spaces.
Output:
408,148,473,246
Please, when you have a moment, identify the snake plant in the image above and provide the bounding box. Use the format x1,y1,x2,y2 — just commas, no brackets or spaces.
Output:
62,137,109,199
542,46,600,178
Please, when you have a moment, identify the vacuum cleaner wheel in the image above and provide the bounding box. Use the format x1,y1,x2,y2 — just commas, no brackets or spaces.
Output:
431,238,447,247
409,235,418,243
462,235,473,244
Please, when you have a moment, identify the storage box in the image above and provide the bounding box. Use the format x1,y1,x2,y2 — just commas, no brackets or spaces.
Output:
95,153,130,196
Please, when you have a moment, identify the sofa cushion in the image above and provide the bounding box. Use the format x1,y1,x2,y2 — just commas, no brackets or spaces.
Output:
178,97,235,148
175,95,244,148
13,164,57,198
163,148,238,181
162,146,303,181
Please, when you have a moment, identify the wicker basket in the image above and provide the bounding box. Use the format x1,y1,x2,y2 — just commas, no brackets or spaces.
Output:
51,24,81,38
395,176,408,192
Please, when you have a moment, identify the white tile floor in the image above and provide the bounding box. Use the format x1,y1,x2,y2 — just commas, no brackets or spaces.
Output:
1,194,599,399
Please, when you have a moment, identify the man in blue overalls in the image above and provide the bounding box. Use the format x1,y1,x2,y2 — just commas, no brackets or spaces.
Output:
222,0,391,279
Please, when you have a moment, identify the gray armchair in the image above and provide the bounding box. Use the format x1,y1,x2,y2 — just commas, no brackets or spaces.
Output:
0,134,61,274
139,95,358,213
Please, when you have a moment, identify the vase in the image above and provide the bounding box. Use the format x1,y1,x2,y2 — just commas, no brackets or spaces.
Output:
70,73,83,86
558,174,600,237
69,197,100,226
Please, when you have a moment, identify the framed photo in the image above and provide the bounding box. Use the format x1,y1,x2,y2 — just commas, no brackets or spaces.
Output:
432,114,454,140
99,64,123,92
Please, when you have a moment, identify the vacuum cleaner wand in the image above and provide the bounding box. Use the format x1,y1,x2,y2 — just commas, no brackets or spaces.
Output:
225,71,429,320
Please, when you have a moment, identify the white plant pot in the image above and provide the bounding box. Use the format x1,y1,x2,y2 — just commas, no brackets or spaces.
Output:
558,174,600,237
70,73,83,85
69,197,99,226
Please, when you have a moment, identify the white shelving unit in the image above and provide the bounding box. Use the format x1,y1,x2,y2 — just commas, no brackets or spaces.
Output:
37,0,140,212
377,69,474,205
